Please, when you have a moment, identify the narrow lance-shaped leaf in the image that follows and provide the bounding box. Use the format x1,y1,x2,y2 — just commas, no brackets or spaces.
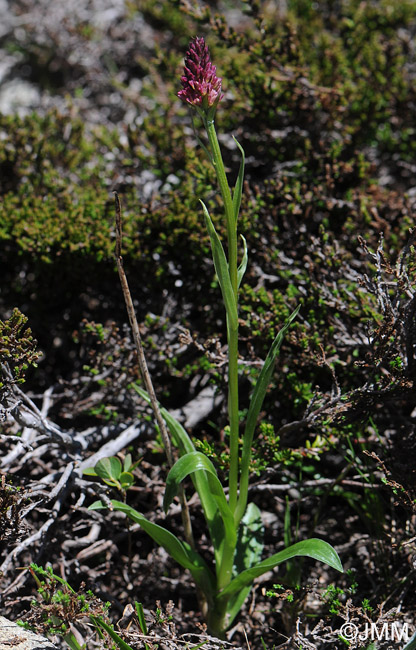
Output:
132,383,220,550
218,538,343,606
133,384,195,454
200,199,238,331
164,451,237,587
165,452,229,519
63,632,84,650
237,235,248,289
89,499,216,599
236,305,301,522
90,616,134,650
193,117,214,165
244,305,301,448
135,602,148,635
232,136,245,225
233,503,264,574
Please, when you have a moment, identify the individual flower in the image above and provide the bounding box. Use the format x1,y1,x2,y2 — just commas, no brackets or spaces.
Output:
178,37,223,113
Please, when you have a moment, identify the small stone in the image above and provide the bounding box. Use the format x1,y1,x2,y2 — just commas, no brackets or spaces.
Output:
0,616,58,650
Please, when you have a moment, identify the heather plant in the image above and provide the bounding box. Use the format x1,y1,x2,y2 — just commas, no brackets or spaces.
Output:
24,564,139,650
89,37,343,638
0,308,41,390
26,564,202,650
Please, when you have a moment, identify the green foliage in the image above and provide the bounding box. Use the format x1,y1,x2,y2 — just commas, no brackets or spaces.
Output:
83,454,140,492
25,565,179,650
322,583,346,615
24,564,111,649
0,109,211,275
0,308,41,388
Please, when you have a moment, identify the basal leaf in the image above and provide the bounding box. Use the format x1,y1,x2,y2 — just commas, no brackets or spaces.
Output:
132,384,222,553
163,451,237,555
90,499,216,599
164,451,237,584
225,502,264,626
164,452,224,513
218,538,343,605
234,502,264,575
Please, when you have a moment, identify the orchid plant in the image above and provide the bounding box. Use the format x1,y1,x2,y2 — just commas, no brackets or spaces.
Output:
89,37,343,638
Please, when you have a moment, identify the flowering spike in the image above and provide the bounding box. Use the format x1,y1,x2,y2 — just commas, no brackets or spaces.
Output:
178,37,223,113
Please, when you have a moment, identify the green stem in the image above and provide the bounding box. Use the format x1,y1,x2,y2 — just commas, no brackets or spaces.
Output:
207,598,229,640
235,452,250,524
204,119,237,291
216,523,236,591
226,319,239,513
205,117,239,513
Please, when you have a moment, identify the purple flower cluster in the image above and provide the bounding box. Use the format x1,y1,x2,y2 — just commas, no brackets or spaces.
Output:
178,37,223,111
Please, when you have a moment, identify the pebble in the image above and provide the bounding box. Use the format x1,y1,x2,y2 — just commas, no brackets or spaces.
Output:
0,616,58,650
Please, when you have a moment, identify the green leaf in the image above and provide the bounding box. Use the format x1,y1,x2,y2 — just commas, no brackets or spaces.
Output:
90,616,134,650
234,503,264,575
63,632,85,650
132,384,195,455
232,136,245,225
82,467,98,477
218,538,343,605
164,451,237,586
226,503,264,626
90,499,216,600
123,453,133,472
134,602,148,635
236,305,301,521
193,114,214,164
94,457,122,482
119,471,135,489
132,384,221,553
89,500,110,510
237,235,248,289
282,496,301,587
244,305,301,447
164,452,226,516
200,200,238,331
